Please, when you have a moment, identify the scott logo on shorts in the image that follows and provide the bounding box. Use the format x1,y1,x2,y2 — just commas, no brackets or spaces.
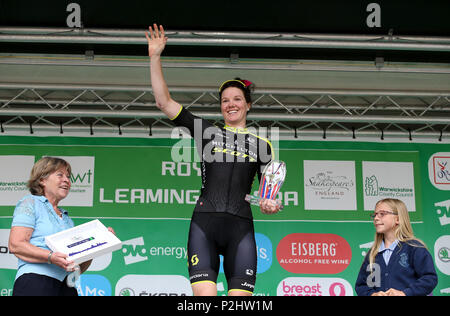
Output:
190,254,199,266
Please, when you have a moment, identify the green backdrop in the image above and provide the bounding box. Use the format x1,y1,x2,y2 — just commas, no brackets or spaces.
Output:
0,135,448,296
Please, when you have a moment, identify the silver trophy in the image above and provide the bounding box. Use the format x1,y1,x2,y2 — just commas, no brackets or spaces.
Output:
245,160,287,209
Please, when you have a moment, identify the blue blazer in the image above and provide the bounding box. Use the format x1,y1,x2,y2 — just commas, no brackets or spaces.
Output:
355,240,438,296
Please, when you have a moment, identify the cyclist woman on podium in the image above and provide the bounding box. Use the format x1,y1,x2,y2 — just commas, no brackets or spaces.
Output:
146,24,280,296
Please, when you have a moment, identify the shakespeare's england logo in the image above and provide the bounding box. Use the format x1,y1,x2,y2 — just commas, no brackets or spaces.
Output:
303,160,357,211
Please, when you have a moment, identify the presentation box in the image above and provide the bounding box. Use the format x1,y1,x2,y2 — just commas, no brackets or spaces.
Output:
45,219,122,265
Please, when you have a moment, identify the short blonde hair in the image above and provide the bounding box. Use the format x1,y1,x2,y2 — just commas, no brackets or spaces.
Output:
27,157,71,196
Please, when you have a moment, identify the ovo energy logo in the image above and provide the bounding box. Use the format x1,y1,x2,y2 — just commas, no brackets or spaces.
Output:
121,236,187,266
122,237,148,265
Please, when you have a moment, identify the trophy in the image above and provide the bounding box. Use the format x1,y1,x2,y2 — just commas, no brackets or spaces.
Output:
245,160,287,209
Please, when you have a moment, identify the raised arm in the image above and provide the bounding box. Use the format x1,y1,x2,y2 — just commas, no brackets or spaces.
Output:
146,24,182,119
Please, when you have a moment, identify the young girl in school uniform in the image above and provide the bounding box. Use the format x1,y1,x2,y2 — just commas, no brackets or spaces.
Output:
355,198,438,296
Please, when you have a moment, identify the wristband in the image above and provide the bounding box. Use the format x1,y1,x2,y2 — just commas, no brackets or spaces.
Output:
47,251,53,264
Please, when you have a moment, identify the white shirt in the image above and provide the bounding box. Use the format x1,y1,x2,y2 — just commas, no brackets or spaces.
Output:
379,239,399,265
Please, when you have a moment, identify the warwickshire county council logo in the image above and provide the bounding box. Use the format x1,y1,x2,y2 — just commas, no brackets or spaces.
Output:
365,175,379,196
0,155,35,206
362,161,415,212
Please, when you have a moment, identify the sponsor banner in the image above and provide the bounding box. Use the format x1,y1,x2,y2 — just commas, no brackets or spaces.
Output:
121,236,187,266
434,235,450,276
255,233,273,274
115,274,192,296
86,252,113,272
435,199,450,227
78,274,112,296
0,229,17,270
362,161,416,212
277,277,353,296
304,160,356,211
0,143,423,222
0,136,448,296
428,152,450,191
57,156,95,207
276,233,352,274
0,155,35,206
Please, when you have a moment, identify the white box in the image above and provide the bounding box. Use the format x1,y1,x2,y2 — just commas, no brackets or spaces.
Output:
45,219,122,265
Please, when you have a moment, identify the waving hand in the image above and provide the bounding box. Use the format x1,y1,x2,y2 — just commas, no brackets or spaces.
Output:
145,23,181,119
145,24,168,57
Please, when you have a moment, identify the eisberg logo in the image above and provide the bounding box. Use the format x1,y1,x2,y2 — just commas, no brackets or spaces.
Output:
276,233,352,274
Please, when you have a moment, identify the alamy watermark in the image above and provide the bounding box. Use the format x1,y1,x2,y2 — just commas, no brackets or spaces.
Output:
366,263,381,288
169,118,279,165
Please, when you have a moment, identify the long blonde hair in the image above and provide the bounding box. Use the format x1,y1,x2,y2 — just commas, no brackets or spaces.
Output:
368,198,425,270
